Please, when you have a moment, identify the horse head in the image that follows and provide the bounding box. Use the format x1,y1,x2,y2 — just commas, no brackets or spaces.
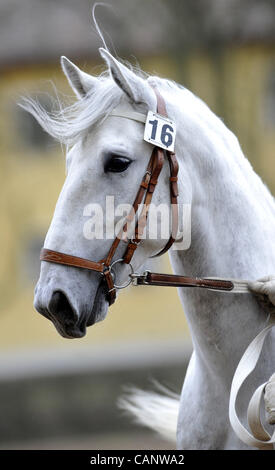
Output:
30,49,184,338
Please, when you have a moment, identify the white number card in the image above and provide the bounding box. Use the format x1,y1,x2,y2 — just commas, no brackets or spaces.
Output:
144,111,176,152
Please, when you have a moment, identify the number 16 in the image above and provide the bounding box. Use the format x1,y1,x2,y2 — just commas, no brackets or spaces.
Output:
148,119,174,148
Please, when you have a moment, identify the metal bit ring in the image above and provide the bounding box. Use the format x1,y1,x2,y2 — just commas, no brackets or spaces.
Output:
109,258,134,289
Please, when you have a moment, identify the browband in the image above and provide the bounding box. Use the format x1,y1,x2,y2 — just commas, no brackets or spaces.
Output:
109,109,146,123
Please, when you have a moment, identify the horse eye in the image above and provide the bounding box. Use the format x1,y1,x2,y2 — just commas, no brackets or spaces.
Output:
104,156,132,173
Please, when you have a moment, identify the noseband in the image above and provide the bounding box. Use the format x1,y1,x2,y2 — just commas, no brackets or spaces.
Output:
40,86,179,305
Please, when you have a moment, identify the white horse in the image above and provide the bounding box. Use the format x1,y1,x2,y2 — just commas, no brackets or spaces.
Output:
22,48,275,450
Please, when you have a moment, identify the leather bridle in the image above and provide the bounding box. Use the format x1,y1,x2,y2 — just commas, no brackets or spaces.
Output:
40,86,179,305
40,86,251,302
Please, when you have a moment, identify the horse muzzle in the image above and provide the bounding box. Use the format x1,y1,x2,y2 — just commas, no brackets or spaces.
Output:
34,272,109,339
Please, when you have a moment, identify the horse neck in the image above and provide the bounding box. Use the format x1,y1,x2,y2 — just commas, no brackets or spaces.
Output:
168,87,275,378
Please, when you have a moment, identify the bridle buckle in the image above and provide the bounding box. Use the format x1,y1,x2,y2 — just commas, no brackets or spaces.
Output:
129,270,151,286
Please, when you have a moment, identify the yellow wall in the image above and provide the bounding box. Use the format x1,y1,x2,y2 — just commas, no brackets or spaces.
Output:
0,44,274,351
186,45,275,193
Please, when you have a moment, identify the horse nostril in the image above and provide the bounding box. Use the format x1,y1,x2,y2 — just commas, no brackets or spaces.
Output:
48,290,77,325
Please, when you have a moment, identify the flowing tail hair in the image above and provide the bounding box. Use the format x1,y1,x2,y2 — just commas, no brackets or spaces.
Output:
118,382,180,444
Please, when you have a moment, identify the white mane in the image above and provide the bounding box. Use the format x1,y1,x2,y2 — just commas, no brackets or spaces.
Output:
19,73,123,146
18,64,199,147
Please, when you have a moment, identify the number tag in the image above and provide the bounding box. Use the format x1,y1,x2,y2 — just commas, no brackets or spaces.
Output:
144,111,176,152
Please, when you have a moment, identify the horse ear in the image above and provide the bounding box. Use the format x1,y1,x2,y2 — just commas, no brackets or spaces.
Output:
99,48,154,106
61,56,97,98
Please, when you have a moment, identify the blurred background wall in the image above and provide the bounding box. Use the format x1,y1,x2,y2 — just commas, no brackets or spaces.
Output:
0,0,274,449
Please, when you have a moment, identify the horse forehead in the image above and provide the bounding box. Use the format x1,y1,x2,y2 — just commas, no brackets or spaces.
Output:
94,113,144,147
